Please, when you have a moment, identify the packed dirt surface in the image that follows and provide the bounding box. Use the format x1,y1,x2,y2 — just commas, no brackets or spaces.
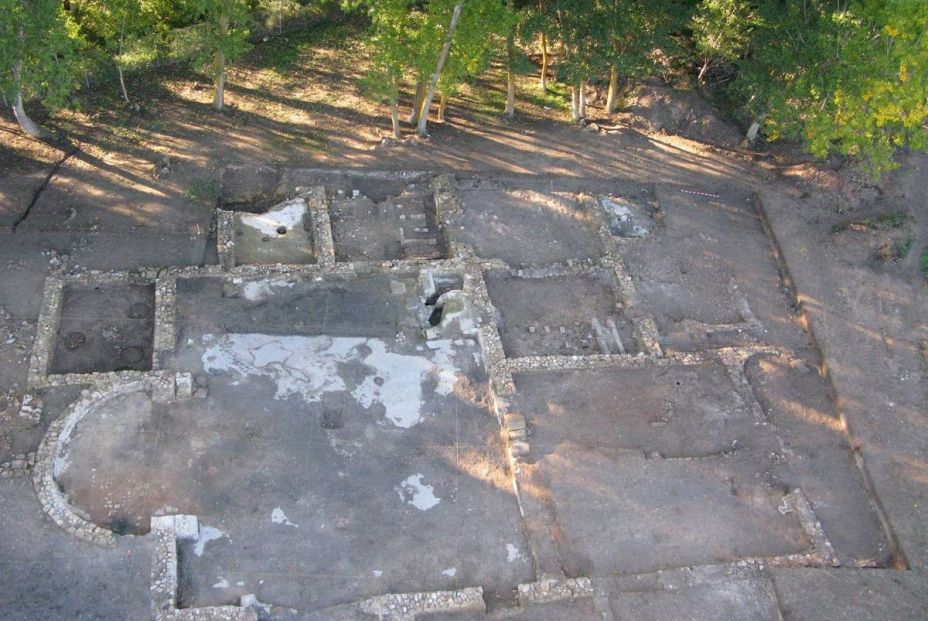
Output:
1,17,926,621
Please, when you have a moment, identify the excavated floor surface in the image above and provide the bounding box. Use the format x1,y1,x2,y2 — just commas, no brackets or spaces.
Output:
0,168,910,620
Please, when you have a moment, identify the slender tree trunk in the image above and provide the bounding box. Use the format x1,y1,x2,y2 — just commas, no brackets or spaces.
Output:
12,15,43,142
578,83,586,119
117,66,130,104
417,0,463,137
698,59,710,82
408,80,425,124
605,65,619,114
214,4,230,111
539,32,548,92
117,29,129,103
504,66,515,118
11,6,43,138
504,10,515,119
437,93,447,122
13,91,43,138
389,71,401,139
746,118,762,144
214,69,225,110
570,86,581,122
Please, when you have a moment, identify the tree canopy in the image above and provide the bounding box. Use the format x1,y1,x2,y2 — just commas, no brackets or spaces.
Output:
1,0,925,173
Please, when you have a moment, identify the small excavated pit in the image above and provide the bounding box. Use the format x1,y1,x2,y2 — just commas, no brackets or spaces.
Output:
485,270,638,357
233,196,316,265
328,188,446,262
50,283,155,374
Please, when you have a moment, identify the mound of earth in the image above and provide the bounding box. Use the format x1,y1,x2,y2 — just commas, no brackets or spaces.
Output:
617,80,743,149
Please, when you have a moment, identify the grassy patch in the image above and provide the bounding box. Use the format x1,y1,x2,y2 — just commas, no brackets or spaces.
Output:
894,237,914,260
250,20,360,75
268,128,328,153
833,210,909,233
921,248,928,278
184,177,218,206
875,236,914,262
525,81,570,111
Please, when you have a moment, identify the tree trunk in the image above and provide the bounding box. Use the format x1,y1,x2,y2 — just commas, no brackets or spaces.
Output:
214,69,225,110
437,93,447,122
13,91,43,138
11,5,43,138
570,86,581,122
417,0,463,137
505,66,515,118
698,59,710,82
605,65,619,114
11,48,42,139
214,4,230,111
540,32,548,92
504,19,515,118
117,66,129,104
746,119,762,144
578,83,586,119
408,81,425,124
389,72,401,139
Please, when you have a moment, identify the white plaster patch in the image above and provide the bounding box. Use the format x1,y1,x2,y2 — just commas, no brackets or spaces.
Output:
506,543,523,563
213,578,229,589
240,279,294,302
442,567,457,577
397,474,441,511
372,570,383,577
194,525,225,557
601,197,651,238
271,507,299,528
201,334,466,429
239,198,307,238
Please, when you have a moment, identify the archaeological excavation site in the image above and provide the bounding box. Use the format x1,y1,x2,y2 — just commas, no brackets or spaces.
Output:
3,160,923,621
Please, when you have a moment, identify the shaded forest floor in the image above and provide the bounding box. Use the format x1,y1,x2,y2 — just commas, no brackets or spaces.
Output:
2,20,768,227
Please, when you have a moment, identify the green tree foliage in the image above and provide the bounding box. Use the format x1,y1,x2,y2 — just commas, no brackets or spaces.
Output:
518,0,557,92
691,0,756,82
595,0,690,113
437,0,512,99
71,0,169,102
359,0,512,135
733,0,928,174
0,0,78,137
358,0,424,137
183,0,253,110
258,0,304,33
0,0,921,177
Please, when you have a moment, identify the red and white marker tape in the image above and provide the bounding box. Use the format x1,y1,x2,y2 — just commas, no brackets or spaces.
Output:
679,189,721,198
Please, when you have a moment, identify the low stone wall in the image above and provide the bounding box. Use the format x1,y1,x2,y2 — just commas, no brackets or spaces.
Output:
150,515,258,621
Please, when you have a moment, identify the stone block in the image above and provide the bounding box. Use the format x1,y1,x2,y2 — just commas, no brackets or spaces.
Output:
510,441,530,459
174,515,200,540
504,413,526,432
175,373,194,399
